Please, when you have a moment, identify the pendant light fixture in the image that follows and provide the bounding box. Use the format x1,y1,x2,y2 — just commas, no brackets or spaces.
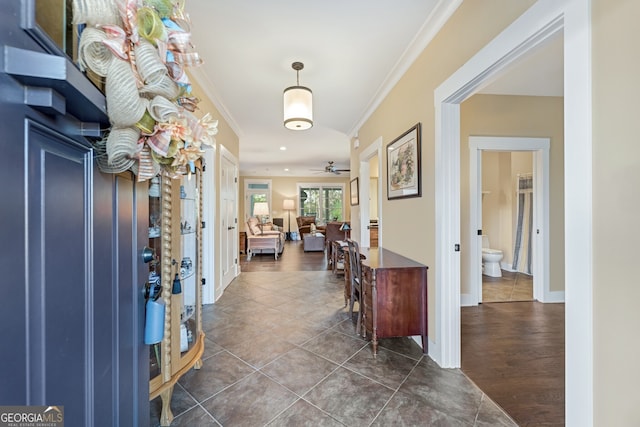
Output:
283,61,313,130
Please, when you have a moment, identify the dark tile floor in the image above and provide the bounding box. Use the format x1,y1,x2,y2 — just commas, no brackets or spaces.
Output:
151,270,517,426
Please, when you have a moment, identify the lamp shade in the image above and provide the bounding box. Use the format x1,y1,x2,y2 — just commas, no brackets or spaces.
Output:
253,202,269,217
282,199,295,210
283,86,313,130
339,222,351,231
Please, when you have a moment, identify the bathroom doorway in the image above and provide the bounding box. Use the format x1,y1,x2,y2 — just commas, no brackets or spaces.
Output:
468,136,550,305
480,150,534,303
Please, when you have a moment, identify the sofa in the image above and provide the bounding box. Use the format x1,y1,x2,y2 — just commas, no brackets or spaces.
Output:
296,216,326,236
245,217,285,260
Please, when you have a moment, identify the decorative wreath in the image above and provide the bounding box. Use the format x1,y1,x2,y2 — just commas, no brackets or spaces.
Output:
74,0,218,180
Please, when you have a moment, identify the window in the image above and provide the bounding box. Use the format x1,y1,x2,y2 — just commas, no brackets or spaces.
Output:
245,179,272,220
298,183,345,223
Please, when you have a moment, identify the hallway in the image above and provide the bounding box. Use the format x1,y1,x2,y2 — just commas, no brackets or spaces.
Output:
150,241,516,426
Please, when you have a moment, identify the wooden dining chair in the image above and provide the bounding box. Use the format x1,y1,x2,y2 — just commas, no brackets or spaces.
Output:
346,239,363,336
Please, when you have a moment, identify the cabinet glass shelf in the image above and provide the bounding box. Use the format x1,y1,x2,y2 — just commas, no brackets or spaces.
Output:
148,165,205,427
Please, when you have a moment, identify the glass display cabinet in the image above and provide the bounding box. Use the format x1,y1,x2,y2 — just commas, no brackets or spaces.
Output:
148,164,205,426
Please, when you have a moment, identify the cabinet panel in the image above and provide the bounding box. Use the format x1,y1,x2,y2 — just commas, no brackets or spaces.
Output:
26,121,92,425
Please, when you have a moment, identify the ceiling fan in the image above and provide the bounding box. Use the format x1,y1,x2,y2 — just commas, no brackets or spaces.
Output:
312,161,350,175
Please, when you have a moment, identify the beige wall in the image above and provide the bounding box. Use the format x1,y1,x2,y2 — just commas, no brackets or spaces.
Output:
187,71,239,297
460,94,564,294
354,0,536,340
239,175,350,235
593,0,640,423
188,74,239,160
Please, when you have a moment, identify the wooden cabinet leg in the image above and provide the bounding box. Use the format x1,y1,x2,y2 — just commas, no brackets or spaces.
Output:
194,358,203,369
159,386,174,427
372,331,378,357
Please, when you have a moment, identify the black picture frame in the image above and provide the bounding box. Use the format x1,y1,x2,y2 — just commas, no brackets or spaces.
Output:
387,123,422,200
350,177,359,206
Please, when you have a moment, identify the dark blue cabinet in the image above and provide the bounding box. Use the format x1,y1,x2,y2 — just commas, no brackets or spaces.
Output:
0,1,149,425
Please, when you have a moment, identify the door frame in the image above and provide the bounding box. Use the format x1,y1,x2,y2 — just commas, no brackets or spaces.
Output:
202,147,216,304
467,136,554,305
358,137,383,247
433,0,592,424
244,178,273,221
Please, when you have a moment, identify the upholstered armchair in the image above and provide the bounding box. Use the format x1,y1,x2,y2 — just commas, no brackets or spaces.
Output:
245,217,285,260
324,221,350,242
324,221,350,265
296,215,325,235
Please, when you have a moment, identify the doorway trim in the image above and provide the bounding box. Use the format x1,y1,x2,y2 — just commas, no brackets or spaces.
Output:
433,0,592,425
202,147,217,304
467,136,556,305
358,137,383,247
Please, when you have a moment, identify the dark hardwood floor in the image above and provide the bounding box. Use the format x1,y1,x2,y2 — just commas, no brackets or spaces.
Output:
239,241,565,426
239,239,329,272
461,302,565,426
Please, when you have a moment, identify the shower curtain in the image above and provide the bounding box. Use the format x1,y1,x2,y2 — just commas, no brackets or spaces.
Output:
512,174,533,274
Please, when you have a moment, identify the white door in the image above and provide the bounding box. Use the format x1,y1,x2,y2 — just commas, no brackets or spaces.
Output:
220,148,238,290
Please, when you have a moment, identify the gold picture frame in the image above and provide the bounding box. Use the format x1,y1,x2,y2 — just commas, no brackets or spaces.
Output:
387,123,422,200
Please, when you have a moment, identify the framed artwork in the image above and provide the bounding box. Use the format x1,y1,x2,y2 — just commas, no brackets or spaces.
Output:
350,177,359,206
387,123,422,200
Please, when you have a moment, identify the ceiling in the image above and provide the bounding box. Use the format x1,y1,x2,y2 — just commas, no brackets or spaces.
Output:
184,1,563,178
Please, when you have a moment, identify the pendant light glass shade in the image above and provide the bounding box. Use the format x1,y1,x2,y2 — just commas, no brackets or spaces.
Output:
283,62,313,130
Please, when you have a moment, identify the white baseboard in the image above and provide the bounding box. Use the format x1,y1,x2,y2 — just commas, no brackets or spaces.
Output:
460,293,476,306
409,335,438,362
541,290,565,303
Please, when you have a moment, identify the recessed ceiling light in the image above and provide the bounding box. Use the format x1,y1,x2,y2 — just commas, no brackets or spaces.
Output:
280,146,287,151
284,168,290,172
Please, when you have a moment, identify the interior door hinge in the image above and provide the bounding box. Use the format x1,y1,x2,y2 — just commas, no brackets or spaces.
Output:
454,244,461,252
201,221,205,229
235,217,238,224
235,258,238,264
201,278,206,285
234,177,238,183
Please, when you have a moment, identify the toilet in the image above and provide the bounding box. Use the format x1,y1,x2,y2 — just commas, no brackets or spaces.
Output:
482,235,504,277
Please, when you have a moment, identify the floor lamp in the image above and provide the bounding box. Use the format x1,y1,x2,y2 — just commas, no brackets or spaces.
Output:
283,199,295,241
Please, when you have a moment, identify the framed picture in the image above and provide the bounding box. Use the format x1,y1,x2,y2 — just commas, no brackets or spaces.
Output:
350,177,359,206
387,123,422,200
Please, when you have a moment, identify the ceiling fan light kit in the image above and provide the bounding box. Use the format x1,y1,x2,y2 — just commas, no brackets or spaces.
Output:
311,161,350,175
283,62,313,130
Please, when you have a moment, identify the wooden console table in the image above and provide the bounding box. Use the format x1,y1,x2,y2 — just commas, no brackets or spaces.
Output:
360,247,428,356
